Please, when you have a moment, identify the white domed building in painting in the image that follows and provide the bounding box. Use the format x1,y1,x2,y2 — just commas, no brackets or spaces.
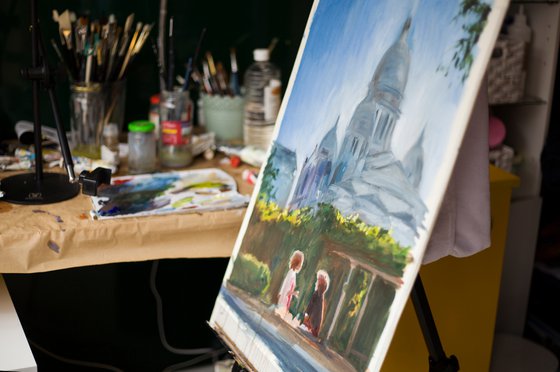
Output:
290,17,427,246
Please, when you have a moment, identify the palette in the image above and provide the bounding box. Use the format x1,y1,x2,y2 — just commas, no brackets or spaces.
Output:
90,168,249,220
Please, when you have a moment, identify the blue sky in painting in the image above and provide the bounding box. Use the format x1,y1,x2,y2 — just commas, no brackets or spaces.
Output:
275,0,489,200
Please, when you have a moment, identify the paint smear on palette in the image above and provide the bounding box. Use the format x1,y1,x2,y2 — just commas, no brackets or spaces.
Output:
33,209,64,223
47,240,60,253
90,168,250,220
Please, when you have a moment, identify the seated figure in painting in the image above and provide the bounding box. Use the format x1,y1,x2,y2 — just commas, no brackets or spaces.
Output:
302,270,330,338
275,250,304,319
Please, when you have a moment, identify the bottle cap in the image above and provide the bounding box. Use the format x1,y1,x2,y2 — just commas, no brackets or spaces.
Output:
103,123,119,137
269,79,281,88
253,48,270,62
150,94,160,105
508,4,531,43
128,120,155,133
515,5,527,24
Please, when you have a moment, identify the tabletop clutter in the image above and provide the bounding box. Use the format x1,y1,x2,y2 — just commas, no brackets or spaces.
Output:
1,8,282,184
61,8,281,177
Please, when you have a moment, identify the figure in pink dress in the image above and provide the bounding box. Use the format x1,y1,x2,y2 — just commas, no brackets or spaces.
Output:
276,250,304,318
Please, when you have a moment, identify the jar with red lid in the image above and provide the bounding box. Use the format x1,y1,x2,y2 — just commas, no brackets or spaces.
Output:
159,89,193,168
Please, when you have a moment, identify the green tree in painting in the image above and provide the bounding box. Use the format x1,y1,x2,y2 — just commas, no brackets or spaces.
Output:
259,145,279,201
439,0,492,82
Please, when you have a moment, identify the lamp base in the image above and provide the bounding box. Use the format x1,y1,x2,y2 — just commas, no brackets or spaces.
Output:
1,172,80,204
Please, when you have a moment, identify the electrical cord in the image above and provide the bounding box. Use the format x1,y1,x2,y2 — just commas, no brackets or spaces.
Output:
29,339,124,372
161,348,228,372
28,260,221,372
149,259,215,356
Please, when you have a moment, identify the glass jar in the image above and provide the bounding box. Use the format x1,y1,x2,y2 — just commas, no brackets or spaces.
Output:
159,89,193,168
70,83,104,158
101,123,120,168
127,120,157,174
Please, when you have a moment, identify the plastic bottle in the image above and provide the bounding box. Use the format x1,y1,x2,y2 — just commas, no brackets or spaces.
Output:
507,5,531,44
244,48,281,148
101,123,120,168
128,120,157,174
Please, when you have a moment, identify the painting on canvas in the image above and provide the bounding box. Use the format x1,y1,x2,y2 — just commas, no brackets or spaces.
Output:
211,0,508,371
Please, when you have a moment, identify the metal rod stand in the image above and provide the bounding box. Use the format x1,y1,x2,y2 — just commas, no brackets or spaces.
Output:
411,275,460,372
0,0,79,204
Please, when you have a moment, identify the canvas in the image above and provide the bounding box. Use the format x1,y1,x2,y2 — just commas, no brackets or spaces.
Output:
90,168,249,219
210,0,509,371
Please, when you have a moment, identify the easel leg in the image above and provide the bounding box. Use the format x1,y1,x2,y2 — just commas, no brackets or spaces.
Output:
232,361,249,372
411,275,460,372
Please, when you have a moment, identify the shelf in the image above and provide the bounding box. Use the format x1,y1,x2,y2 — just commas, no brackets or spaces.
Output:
490,96,547,107
512,0,559,4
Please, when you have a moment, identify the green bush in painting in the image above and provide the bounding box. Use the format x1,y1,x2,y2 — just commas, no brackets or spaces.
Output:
254,200,411,277
228,253,271,298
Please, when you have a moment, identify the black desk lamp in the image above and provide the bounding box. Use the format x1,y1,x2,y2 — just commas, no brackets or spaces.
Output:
1,0,110,204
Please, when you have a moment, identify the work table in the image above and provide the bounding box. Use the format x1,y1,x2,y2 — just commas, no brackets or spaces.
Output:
0,156,256,273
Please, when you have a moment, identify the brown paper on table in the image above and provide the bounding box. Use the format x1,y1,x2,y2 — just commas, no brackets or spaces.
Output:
0,193,246,273
0,159,255,273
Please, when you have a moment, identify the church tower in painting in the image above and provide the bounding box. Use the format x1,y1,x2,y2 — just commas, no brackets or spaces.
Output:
330,17,412,184
290,117,339,209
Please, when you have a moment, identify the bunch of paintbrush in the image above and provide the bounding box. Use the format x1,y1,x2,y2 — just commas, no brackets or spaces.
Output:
154,20,209,95
190,48,242,97
51,10,153,83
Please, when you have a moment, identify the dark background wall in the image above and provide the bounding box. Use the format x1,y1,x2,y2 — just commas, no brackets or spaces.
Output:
0,0,313,140
1,0,312,371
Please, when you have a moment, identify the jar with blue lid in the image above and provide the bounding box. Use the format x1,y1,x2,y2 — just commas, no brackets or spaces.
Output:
127,120,157,174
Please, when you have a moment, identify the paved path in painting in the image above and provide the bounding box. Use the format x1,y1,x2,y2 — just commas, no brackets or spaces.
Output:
220,286,357,371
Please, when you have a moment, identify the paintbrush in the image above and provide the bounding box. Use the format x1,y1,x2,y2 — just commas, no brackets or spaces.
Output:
50,38,75,81
205,51,220,94
105,27,121,81
58,10,73,50
118,23,152,80
90,21,100,81
84,42,93,83
201,60,214,94
133,23,153,55
167,17,175,91
190,68,203,89
180,27,207,92
74,17,88,54
229,47,240,96
118,22,143,80
118,14,135,57
150,36,166,90
216,61,230,96
181,56,193,91
74,16,88,78
112,14,135,81
192,27,207,67
268,37,279,55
